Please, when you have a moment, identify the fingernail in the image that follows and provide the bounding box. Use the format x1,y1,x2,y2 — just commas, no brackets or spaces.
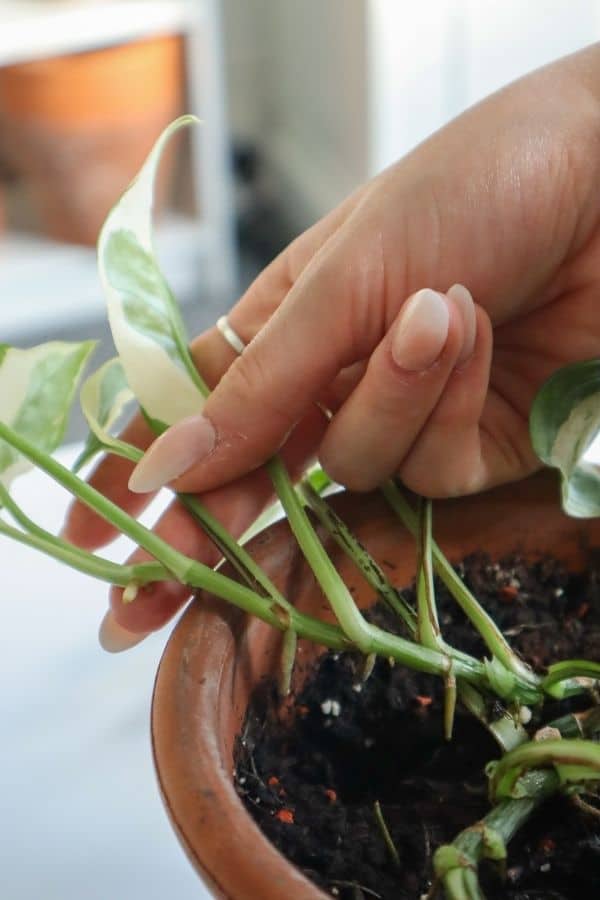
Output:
392,288,450,371
448,283,476,364
99,610,149,653
128,414,216,493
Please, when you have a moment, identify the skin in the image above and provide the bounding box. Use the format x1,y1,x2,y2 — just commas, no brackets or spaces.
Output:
64,43,600,640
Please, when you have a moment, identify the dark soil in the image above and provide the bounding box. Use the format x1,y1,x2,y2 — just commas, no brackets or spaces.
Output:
234,553,600,899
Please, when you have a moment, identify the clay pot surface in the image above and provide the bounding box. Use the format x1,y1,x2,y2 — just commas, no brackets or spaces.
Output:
0,35,183,244
152,473,600,899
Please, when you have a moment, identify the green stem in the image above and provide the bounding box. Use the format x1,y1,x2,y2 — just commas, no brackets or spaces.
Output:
0,426,198,581
416,498,443,649
179,492,290,606
0,518,166,586
542,659,600,691
417,498,458,739
381,480,539,688
548,705,600,739
373,800,400,867
185,552,486,676
65,428,528,697
279,628,298,696
490,738,600,801
268,455,375,652
102,437,142,464
0,420,357,649
0,482,67,542
0,422,494,678
444,664,458,741
93,423,289,605
299,478,416,631
457,683,528,752
0,425,540,693
268,456,489,683
436,770,559,900
0,481,168,585
301,480,493,690
67,433,525,695
442,866,485,900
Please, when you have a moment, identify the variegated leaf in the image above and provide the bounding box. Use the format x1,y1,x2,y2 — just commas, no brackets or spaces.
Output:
98,115,207,427
0,341,95,486
74,357,139,471
530,359,600,517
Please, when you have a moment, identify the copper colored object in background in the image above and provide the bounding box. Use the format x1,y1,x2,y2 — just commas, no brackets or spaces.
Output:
0,35,183,245
152,474,600,899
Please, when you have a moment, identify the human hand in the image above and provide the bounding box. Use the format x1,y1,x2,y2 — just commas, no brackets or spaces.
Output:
64,43,600,646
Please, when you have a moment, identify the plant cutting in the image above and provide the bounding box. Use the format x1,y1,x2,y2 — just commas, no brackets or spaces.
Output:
1,118,600,899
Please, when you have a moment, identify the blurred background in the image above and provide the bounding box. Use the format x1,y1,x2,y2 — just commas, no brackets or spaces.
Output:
0,2,598,898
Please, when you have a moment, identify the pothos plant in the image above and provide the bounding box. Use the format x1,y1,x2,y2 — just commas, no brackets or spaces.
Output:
1,116,600,899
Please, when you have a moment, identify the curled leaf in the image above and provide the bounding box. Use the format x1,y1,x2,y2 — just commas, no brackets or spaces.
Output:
74,357,139,471
489,738,600,801
541,658,600,692
0,341,95,486
98,115,207,426
530,359,600,517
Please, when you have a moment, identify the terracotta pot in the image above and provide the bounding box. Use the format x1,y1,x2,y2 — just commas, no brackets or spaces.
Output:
0,35,183,244
152,473,600,899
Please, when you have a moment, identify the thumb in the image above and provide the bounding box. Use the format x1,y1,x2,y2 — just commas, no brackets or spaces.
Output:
127,223,386,494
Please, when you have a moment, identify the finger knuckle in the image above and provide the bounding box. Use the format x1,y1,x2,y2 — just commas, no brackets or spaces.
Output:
221,351,293,427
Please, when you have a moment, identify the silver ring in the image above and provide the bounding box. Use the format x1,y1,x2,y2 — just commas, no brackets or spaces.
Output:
216,315,246,355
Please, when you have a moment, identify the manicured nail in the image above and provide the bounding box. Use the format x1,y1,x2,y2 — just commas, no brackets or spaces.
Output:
99,610,149,653
128,413,216,493
448,283,476,364
392,288,450,371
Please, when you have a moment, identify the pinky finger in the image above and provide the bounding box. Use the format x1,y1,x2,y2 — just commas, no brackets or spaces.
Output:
398,299,493,497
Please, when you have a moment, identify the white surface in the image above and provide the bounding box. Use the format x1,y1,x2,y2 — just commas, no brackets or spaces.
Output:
0,445,210,900
0,1,195,66
0,218,212,343
227,1,600,229
368,0,600,174
258,0,367,230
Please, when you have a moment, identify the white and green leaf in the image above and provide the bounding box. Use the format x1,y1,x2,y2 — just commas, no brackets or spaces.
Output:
74,357,140,472
0,341,95,486
530,359,600,517
98,115,207,427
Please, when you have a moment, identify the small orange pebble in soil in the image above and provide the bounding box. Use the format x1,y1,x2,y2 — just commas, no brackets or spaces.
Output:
539,836,556,854
324,788,337,803
267,776,279,787
415,695,433,708
275,808,295,824
500,585,518,602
